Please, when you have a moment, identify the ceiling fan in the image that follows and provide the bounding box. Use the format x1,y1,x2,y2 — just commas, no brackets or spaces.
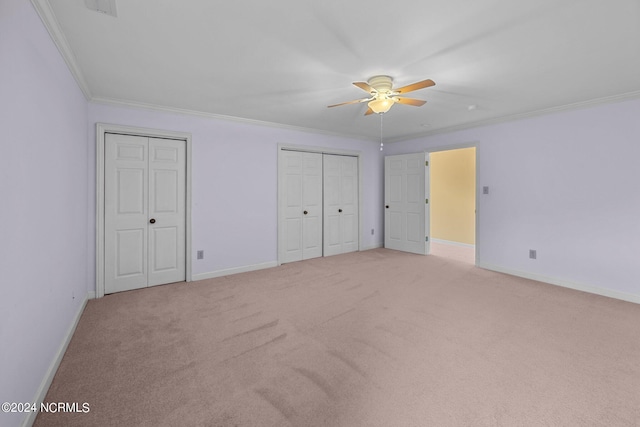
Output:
328,75,435,115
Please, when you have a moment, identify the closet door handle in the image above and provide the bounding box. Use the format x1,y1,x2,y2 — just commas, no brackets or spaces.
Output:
149,218,156,224
338,209,342,213
385,205,389,209
303,210,308,215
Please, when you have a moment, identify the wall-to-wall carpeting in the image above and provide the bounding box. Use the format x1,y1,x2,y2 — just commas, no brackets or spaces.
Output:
36,249,640,426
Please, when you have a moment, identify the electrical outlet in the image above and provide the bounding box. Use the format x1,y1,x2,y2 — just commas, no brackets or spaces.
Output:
529,249,537,259
371,228,374,235
197,250,204,260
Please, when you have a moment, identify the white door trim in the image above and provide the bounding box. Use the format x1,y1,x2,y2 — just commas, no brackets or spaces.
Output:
96,123,193,298
277,144,363,265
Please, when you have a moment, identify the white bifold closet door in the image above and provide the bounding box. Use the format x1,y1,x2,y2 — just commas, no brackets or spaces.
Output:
104,133,186,294
323,154,359,256
280,151,323,263
279,150,359,263
384,152,430,255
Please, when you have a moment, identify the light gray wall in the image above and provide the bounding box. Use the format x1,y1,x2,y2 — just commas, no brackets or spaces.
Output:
387,98,640,300
0,1,90,426
87,103,385,285
1,2,384,424
3,0,639,424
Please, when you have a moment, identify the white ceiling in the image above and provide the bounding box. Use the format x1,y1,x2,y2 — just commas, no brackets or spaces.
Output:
40,0,640,141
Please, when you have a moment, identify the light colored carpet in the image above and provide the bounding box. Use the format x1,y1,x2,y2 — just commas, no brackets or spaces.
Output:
430,241,475,264
35,249,640,426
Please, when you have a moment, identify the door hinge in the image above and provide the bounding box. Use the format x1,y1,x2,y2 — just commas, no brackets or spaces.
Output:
425,236,429,242
425,198,429,204
425,161,429,166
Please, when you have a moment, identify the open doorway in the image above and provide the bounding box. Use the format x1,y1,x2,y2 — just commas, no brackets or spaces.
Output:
429,147,476,264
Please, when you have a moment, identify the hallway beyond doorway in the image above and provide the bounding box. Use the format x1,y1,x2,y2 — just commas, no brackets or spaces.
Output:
430,240,475,264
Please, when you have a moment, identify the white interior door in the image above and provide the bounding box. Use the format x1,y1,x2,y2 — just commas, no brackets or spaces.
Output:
384,152,429,255
323,154,359,256
104,134,186,293
105,134,148,293
279,151,322,263
148,138,186,286
302,153,323,259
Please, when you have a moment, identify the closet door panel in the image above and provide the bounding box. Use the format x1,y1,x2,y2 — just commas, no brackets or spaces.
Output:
280,151,304,263
340,156,359,253
302,153,323,260
279,151,323,262
104,134,149,294
324,154,358,256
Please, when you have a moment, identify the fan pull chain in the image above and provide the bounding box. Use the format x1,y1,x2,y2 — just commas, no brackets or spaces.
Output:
379,113,384,151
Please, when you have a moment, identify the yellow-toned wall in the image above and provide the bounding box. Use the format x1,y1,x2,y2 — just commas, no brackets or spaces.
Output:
430,147,476,245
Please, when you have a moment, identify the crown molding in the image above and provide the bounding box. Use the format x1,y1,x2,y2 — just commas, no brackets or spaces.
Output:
90,96,375,142
388,89,640,143
30,0,92,100
25,1,640,145
93,89,640,146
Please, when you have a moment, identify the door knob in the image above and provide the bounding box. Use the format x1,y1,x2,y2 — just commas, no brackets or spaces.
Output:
338,209,342,213
149,218,156,224
385,205,389,209
303,210,308,215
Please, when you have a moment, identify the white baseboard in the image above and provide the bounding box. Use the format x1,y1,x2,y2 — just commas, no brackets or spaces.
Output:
21,293,89,427
194,248,385,279
431,238,475,249
361,242,384,251
192,261,279,281
478,262,640,305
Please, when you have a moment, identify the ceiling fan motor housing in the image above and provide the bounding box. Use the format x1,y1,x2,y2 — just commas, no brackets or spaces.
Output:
368,75,393,94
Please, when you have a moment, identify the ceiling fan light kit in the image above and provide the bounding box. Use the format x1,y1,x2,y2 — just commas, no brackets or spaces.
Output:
368,97,394,114
329,75,435,115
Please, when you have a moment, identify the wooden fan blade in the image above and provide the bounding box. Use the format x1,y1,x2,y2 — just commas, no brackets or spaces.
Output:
394,97,427,107
353,81,374,94
394,79,435,94
328,98,369,108
364,107,375,116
